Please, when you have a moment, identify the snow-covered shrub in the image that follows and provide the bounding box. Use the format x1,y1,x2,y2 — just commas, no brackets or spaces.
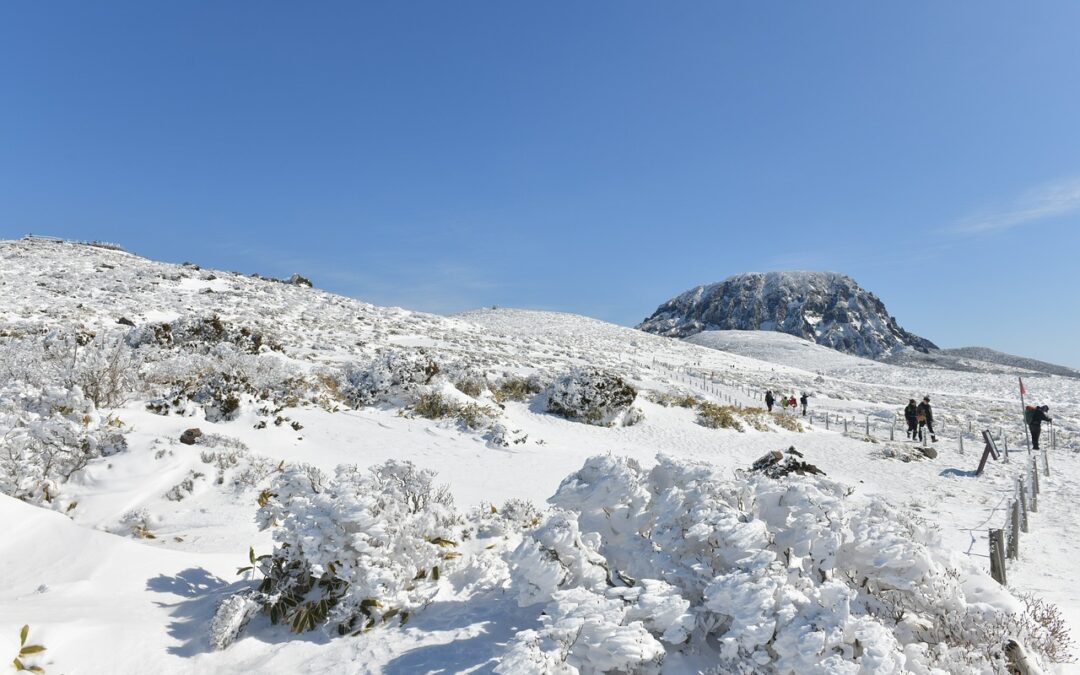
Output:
696,404,804,433
409,392,498,431
120,508,157,539
411,391,457,419
131,316,282,355
72,331,143,408
491,375,544,404
499,453,1048,673
495,586,667,675
647,391,700,408
484,421,528,448
143,344,300,422
338,349,440,407
546,368,640,427
470,498,544,538
208,591,261,651
0,381,127,505
452,375,485,398
240,460,460,638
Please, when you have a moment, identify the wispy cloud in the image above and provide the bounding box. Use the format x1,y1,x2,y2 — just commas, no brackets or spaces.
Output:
953,176,1080,234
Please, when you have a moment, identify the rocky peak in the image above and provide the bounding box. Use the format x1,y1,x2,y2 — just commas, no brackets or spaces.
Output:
637,271,937,358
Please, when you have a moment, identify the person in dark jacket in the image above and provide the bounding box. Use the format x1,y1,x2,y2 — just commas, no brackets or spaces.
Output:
1029,405,1052,450
800,393,809,416
916,396,936,443
904,399,918,439
765,390,775,412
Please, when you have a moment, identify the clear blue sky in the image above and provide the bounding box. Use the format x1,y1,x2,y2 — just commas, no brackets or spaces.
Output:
3,2,1079,367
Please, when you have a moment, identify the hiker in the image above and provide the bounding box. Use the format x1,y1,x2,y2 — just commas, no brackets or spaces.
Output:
800,393,809,416
916,396,936,443
765,390,775,412
1027,404,1052,450
904,399,918,439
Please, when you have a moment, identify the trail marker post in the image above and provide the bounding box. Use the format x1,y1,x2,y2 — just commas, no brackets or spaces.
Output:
976,430,1001,476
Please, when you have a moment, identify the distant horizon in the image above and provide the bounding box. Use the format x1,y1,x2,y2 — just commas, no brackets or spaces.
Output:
5,233,1076,371
3,2,1079,369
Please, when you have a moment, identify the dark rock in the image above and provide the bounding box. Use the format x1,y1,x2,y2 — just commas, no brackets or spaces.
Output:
117,317,135,326
180,428,203,445
751,446,826,478
285,273,313,288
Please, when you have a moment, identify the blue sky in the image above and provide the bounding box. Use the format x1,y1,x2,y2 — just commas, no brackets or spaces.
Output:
2,2,1079,367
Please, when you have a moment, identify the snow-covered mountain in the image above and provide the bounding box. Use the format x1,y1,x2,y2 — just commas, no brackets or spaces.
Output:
887,345,1080,379
2,238,1079,674
638,271,938,358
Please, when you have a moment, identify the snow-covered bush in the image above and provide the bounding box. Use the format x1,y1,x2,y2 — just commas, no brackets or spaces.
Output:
696,403,804,433
491,374,545,404
409,391,498,431
338,349,440,407
470,498,544,538
499,453,1047,673
131,316,282,355
545,368,641,427
233,460,460,638
143,344,300,422
0,381,127,506
485,421,528,448
71,331,144,408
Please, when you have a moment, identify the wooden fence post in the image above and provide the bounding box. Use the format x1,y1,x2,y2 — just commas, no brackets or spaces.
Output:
958,434,964,455
844,418,848,433
890,418,895,441
1029,459,1039,514
865,415,870,436
1042,448,1050,477
989,529,1007,585
1007,500,1020,560
1018,478,1028,533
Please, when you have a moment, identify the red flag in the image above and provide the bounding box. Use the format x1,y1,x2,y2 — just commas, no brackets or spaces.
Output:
1019,377,1026,396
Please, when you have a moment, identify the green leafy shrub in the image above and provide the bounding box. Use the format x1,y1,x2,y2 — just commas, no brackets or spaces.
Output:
12,624,45,672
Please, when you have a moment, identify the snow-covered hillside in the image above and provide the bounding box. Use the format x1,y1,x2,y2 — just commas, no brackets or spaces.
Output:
1,238,1078,674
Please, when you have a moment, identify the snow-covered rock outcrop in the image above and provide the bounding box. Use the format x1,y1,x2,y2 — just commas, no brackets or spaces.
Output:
638,271,937,358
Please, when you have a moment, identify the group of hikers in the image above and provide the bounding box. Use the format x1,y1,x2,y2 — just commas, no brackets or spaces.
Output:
903,396,937,443
763,388,1055,449
764,390,809,416
903,396,1054,449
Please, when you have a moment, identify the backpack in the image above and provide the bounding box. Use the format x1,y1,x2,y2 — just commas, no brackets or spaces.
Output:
1024,406,1037,424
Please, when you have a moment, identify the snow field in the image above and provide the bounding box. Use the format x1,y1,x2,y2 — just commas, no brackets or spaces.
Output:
1,238,1078,673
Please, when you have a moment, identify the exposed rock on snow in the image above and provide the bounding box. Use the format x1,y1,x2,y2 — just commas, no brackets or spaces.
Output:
639,271,937,358
545,367,641,427
750,446,825,478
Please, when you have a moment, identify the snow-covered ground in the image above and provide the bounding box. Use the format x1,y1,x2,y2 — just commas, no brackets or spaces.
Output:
1,237,1078,673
